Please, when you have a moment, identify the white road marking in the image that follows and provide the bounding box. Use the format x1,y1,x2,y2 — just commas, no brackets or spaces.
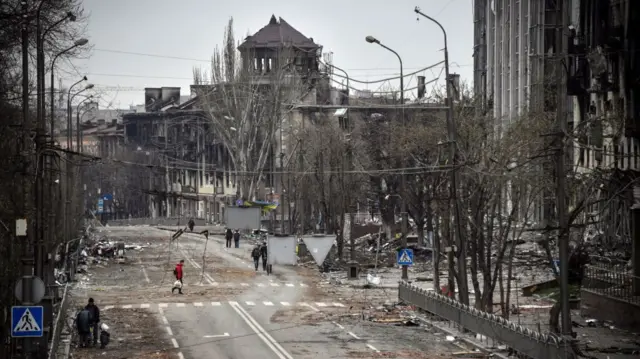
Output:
229,302,293,359
177,353,185,359
285,283,294,287
300,283,308,287
161,316,169,325
332,303,345,307
171,338,179,348
140,304,151,309
270,282,280,287
158,303,168,308
166,326,173,336
257,283,266,287
348,332,361,340
245,301,256,306
366,344,380,352
332,321,344,329
204,273,216,283
141,266,151,283
176,303,186,307
280,302,290,306
263,301,274,306
211,302,222,306
315,302,327,307
193,302,203,307
241,283,249,287
299,303,320,312
203,333,230,338
104,305,114,310
122,305,132,309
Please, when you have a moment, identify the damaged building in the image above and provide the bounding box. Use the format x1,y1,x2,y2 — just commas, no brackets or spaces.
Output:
474,0,640,329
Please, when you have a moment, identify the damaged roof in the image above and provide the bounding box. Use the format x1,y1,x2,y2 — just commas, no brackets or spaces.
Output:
238,15,319,50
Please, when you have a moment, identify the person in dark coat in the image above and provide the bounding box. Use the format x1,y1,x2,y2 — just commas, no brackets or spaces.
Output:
188,218,195,232
85,298,100,346
76,308,91,347
251,245,261,271
225,228,233,248
233,230,241,248
260,240,268,271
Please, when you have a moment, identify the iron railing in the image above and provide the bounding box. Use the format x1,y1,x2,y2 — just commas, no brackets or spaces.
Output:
399,281,573,359
47,283,70,359
582,264,640,305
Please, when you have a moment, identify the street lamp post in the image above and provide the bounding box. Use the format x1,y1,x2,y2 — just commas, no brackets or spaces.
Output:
68,83,94,149
50,38,88,139
365,35,408,280
415,7,468,304
76,95,94,153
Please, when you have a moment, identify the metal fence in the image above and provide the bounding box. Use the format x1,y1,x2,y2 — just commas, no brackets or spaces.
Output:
582,264,640,305
398,281,572,359
47,283,70,359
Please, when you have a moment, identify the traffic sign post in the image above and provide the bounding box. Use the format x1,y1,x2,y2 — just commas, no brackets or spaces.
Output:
11,306,44,338
397,248,414,266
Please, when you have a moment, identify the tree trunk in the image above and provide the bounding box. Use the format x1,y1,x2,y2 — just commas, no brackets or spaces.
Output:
416,220,425,246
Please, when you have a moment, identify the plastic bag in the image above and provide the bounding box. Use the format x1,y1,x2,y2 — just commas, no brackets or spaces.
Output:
173,280,182,288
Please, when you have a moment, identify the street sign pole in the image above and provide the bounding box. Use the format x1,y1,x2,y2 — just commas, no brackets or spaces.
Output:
21,259,35,358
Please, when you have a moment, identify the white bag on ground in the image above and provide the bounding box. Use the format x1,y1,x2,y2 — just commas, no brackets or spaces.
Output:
173,280,182,288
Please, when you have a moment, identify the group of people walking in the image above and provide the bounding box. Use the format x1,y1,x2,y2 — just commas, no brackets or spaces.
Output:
225,228,241,248
251,241,268,271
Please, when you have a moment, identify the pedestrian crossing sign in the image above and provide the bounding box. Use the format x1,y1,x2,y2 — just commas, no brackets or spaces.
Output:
397,248,414,266
11,306,43,338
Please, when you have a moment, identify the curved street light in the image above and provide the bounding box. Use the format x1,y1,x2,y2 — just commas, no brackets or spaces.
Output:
364,35,408,280
67,83,94,149
50,38,89,139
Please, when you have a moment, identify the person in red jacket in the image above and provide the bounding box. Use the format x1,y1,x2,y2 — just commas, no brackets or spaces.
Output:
171,260,184,294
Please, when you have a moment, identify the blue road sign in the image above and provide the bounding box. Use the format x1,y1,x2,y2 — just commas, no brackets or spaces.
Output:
397,248,414,266
97,198,104,213
11,306,43,338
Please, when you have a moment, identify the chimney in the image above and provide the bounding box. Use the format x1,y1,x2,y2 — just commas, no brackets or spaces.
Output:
417,76,426,99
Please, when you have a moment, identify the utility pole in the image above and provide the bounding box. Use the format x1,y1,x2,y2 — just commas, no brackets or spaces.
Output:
556,0,572,336
414,9,467,296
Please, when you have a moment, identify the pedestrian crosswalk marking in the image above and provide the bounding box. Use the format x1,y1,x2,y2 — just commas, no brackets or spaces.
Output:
270,283,279,287
285,283,294,287
97,301,347,310
13,308,41,333
241,283,249,287
257,283,265,287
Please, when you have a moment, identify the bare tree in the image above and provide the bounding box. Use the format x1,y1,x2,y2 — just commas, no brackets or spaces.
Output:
193,18,311,200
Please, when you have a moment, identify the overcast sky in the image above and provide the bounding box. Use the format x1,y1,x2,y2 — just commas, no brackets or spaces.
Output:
68,0,474,110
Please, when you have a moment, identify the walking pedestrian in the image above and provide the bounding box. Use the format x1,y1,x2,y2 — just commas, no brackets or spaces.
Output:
75,307,91,348
171,260,184,294
251,244,261,271
85,298,100,346
233,229,241,248
260,240,268,271
225,228,233,248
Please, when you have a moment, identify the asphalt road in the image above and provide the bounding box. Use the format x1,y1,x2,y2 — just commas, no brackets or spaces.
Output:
90,226,460,359
146,227,372,359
